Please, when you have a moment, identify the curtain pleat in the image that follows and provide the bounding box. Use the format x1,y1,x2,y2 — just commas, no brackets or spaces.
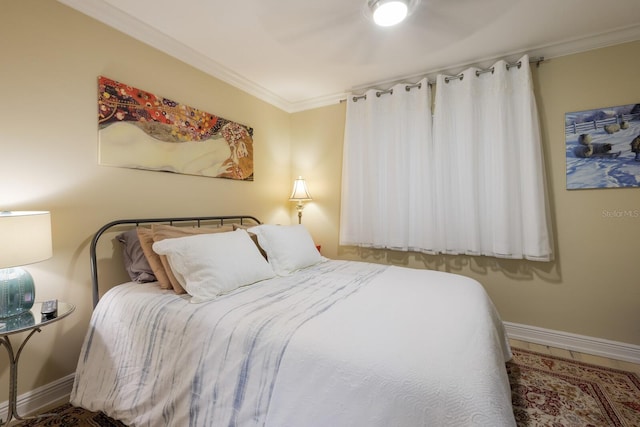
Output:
432,55,552,260
340,78,435,252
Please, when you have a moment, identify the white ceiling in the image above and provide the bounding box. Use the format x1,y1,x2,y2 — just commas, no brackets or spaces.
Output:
59,0,640,112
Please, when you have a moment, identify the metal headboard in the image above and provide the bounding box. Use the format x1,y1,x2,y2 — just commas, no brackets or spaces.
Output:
89,215,261,308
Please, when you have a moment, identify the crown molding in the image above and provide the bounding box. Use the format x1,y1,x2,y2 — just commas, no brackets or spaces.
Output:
57,1,640,113
56,0,294,112
531,22,640,61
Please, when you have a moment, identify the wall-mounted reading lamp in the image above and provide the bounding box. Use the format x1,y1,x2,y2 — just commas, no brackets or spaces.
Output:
289,176,312,224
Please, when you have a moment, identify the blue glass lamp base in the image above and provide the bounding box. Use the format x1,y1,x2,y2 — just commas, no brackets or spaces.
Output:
0,268,36,319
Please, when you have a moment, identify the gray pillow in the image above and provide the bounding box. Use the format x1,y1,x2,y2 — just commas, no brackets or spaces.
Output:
117,229,156,283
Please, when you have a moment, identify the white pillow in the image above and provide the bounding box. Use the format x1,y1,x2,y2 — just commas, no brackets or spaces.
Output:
249,224,322,276
152,229,275,303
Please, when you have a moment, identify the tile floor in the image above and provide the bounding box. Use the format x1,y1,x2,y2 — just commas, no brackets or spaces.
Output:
509,339,640,374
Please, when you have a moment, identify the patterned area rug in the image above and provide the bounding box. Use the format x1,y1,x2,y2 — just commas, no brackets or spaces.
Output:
12,403,125,426
12,347,640,426
508,347,640,426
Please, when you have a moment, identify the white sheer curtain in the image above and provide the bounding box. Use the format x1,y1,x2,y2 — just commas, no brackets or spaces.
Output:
340,55,552,261
340,78,436,251
432,55,552,260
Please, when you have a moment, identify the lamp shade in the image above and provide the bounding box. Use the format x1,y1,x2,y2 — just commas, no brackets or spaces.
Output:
289,177,312,201
0,211,52,268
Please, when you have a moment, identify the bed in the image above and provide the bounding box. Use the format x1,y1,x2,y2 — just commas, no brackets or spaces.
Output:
71,215,516,426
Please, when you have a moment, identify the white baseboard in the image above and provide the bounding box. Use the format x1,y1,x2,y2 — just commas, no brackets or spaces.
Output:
504,321,640,365
0,373,74,421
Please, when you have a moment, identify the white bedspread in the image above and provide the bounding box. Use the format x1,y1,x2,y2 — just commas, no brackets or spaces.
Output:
71,260,515,426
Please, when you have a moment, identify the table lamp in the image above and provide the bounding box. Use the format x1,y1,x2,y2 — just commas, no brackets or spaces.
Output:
0,211,52,318
289,176,312,224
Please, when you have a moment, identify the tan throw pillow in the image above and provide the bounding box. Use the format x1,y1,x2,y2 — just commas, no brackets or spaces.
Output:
137,227,173,290
151,224,234,294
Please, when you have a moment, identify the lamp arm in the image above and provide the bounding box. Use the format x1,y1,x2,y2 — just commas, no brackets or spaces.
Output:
295,201,304,224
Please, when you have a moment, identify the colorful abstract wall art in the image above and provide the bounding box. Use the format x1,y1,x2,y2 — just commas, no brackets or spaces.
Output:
565,103,640,189
98,76,254,180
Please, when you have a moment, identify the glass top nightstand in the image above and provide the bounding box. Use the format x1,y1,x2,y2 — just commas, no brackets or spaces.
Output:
0,301,75,426
0,301,74,335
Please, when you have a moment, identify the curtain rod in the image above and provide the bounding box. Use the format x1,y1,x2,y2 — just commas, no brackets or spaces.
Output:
350,82,426,102
344,56,545,103
352,81,424,101
444,56,545,83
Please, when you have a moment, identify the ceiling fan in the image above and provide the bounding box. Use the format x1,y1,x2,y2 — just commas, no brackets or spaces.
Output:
254,0,515,68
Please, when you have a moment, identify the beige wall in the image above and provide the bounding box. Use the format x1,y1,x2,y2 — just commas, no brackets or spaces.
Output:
0,1,292,401
290,105,346,252
296,41,640,348
1,0,638,405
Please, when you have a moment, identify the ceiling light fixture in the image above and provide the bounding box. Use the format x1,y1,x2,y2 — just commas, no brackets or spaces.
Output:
370,0,409,27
